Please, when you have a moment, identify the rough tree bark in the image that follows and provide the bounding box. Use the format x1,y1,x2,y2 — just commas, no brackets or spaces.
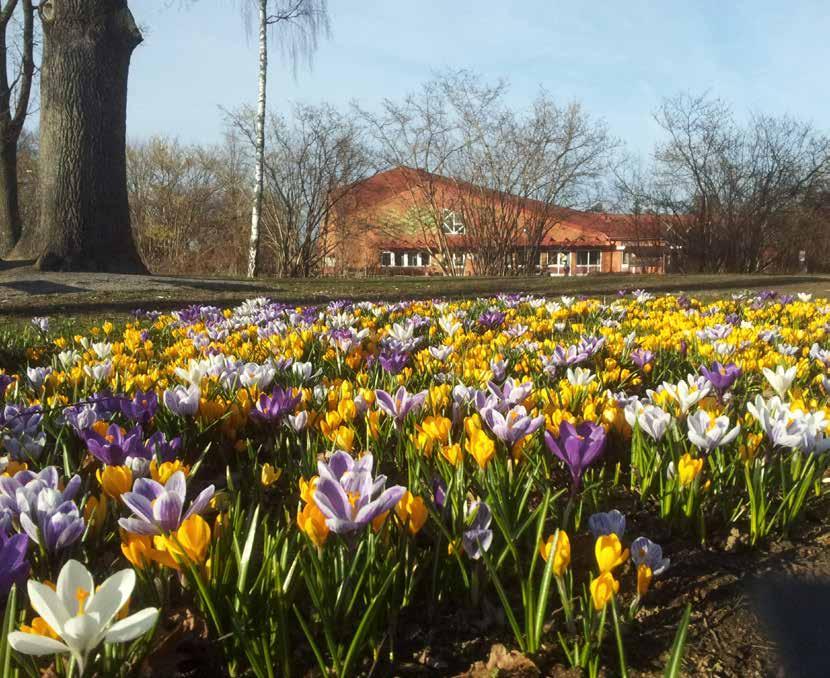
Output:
11,0,146,272
0,0,34,255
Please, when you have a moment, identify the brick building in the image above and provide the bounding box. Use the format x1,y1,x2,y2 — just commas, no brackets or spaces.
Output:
325,166,667,276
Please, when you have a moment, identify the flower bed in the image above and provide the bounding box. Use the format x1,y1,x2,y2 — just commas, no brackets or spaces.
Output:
1,289,828,676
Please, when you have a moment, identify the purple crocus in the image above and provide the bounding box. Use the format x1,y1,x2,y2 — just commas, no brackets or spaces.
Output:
699,361,741,396
15,470,84,553
145,431,182,463
120,390,158,425
250,385,301,424
119,471,215,535
0,532,29,597
83,424,146,466
588,509,626,539
375,386,427,428
544,421,607,488
462,500,493,560
163,384,201,417
312,451,406,534
378,351,409,375
481,405,544,446
478,310,506,330
0,374,13,399
630,348,654,370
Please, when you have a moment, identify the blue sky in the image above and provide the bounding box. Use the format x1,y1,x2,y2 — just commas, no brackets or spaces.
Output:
129,0,830,157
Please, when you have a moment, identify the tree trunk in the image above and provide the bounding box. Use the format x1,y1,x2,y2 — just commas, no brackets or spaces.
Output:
11,0,146,272
0,141,20,252
246,0,268,278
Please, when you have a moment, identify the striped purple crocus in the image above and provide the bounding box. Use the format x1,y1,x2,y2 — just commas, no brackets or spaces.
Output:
375,386,427,429
313,451,405,535
118,471,214,536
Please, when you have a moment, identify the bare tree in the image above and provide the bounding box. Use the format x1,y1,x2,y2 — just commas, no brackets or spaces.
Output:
0,0,34,255
641,93,830,272
127,134,250,275
242,0,329,279
358,71,616,276
230,101,370,277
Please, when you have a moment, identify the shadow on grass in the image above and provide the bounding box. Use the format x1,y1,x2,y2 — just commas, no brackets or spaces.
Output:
0,272,827,317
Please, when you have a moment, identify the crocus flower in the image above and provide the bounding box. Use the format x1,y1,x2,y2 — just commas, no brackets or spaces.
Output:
630,348,654,370
699,362,741,396
250,385,301,424
462,500,493,560
544,422,607,488
119,471,214,536
480,405,544,446
625,402,672,441
163,384,201,416
539,530,570,576
588,509,626,539
145,431,182,463
0,532,29,597
687,410,740,452
478,310,505,329
375,386,427,428
312,451,406,534
18,487,84,553
630,536,670,576
83,424,146,466
378,351,409,375
8,560,159,675
595,533,629,573
0,373,13,398
590,572,619,611
551,345,589,367
120,390,158,425
762,365,797,399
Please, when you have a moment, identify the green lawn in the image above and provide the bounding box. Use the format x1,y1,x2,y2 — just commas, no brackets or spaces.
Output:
1,272,829,319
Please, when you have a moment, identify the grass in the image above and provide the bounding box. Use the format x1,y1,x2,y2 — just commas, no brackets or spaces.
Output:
1,272,828,319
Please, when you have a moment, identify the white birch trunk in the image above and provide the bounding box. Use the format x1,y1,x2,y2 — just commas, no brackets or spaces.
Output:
247,0,268,278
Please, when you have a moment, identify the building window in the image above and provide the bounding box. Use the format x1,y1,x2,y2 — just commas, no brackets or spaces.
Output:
622,250,635,268
442,210,466,235
548,251,569,275
451,251,465,272
381,251,393,267
576,250,601,274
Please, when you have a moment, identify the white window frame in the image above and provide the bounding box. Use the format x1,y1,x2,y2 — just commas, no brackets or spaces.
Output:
575,250,602,274
450,251,465,274
442,210,466,235
547,251,569,276
381,251,394,267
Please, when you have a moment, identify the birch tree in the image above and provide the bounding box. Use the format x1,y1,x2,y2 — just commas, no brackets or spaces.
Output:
243,0,329,279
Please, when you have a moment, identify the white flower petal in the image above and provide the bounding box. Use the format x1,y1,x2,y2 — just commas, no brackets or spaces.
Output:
85,569,135,631
27,581,70,636
7,631,70,656
104,607,159,643
57,560,94,617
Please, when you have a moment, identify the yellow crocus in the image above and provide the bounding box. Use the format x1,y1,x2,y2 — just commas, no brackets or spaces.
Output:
155,514,212,567
96,465,132,499
261,463,282,487
677,453,704,486
539,530,571,576
150,459,190,484
590,572,620,611
637,563,653,596
465,427,496,469
297,502,329,547
394,491,428,535
595,534,629,573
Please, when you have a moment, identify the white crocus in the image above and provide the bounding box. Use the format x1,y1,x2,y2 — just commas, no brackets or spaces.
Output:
8,560,158,675
762,365,797,399
687,410,740,452
566,366,595,387
438,315,462,337
797,293,812,302
82,361,112,382
638,405,673,441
